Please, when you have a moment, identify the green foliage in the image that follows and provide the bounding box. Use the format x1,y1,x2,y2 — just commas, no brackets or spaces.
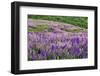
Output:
28,15,88,29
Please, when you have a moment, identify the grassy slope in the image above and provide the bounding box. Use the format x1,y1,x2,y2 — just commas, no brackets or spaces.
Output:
28,15,88,29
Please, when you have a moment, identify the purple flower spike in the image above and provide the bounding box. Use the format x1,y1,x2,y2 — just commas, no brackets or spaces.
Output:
69,47,80,56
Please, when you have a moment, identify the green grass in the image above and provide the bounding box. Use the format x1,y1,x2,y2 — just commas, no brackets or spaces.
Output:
61,28,82,33
28,24,48,32
28,15,88,29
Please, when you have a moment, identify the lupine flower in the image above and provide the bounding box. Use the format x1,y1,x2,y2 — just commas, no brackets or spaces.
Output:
28,20,88,60
28,31,88,60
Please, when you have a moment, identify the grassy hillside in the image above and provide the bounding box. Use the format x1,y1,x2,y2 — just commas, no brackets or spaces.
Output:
28,15,88,29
